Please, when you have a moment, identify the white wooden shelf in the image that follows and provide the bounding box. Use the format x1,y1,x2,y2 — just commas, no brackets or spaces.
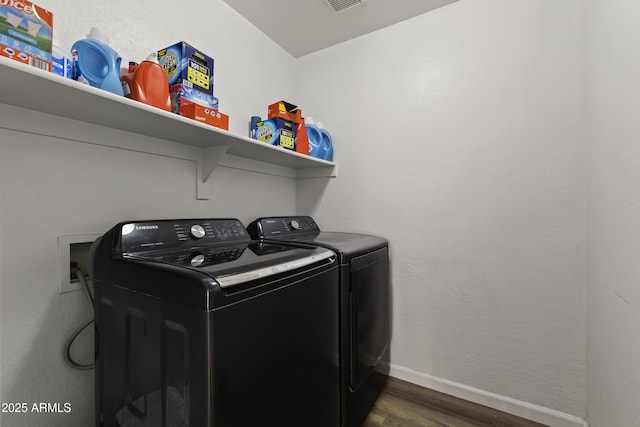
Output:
0,57,336,198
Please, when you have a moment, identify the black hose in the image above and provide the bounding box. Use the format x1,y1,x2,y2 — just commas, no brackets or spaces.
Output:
63,267,95,370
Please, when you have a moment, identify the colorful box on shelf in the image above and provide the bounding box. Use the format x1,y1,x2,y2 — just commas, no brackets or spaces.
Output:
170,84,218,113
158,42,214,96
0,0,53,71
178,97,229,131
268,100,302,123
253,118,297,151
261,100,309,155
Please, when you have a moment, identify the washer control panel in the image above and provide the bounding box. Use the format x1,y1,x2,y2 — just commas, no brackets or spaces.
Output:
133,244,248,268
248,216,320,238
119,219,249,254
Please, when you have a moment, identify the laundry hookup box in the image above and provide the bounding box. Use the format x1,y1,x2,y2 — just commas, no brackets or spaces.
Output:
0,0,53,71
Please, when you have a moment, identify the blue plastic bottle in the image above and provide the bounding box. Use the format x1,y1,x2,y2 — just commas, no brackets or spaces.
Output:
71,28,124,96
305,117,323,158
307,125,323,158
314,121,334,161
320,128,334,161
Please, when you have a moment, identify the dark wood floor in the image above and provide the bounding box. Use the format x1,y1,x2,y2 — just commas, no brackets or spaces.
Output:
363,377,549,427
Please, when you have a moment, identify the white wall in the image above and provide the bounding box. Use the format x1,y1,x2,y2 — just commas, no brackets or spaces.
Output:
0,0,298,425
296,0,587,418
5,0,616,425
586,0,640,425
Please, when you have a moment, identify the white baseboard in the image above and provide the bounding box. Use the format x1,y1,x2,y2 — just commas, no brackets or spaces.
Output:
388,364,588,427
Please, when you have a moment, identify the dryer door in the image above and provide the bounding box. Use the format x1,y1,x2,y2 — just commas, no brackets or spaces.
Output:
350,247,390,390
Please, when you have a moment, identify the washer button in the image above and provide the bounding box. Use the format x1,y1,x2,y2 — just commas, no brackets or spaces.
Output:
190,224,206,239
190,253,206,267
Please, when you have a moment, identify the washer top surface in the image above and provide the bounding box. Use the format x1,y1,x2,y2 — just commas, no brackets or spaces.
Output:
247,216,387,262
114,218,335,288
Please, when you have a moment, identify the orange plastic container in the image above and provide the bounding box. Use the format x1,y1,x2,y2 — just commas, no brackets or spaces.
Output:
296,118,309,155
121,55,171,112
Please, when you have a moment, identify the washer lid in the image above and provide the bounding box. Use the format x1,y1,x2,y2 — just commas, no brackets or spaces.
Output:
248,217,387,262
214,245,335,288
281,232,387,260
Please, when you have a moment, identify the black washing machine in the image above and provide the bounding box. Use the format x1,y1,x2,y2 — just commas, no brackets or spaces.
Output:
247,216,390,427
89,218,340,427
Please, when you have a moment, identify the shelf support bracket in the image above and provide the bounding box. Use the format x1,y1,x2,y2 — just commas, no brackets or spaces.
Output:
296,164,338,179
196,145,229,199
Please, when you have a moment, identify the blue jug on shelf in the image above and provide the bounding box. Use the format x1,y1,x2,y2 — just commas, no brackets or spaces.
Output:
316,122,334,162
306,117,334,161
71,28,124,96
305,117,323,159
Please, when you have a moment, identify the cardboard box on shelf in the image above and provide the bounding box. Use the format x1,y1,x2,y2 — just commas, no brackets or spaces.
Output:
158,42,214,96
0,0,53,71
253,118,297,151
260,100,309,154
267,100,302,123
178,97,229,131
170,84,218,114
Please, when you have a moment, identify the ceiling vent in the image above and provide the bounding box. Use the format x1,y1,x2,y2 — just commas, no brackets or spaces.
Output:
322,0,366,13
